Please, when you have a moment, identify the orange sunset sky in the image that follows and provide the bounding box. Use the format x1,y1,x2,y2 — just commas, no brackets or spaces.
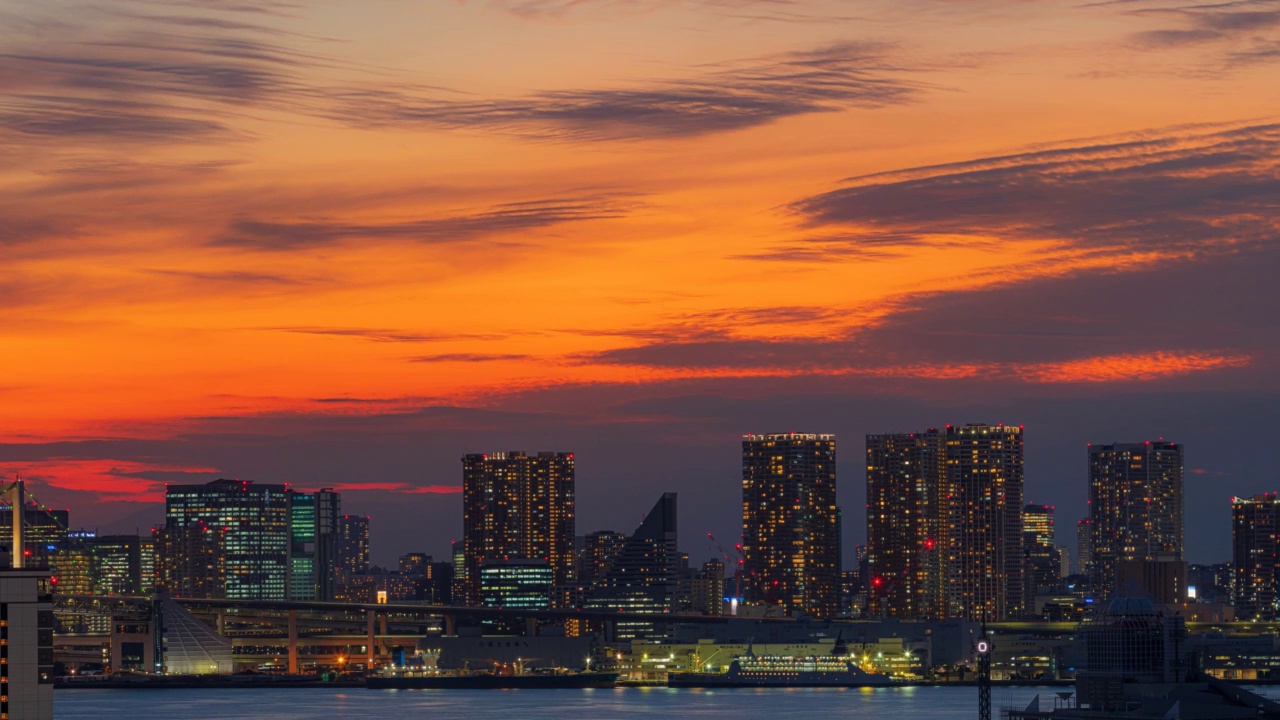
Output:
1,0,1277,564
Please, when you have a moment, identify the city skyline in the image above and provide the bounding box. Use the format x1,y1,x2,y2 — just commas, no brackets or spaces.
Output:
17,420,1239,571
2,0,1278,571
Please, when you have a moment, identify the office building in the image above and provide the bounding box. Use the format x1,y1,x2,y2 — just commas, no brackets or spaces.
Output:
336,514,370,587
1088,442,1184,598
1077,518,1093,579
1024,503,1061,607
689,558,725,615
50,543,93,595
479,559,554,612
742,433,840,618
153,524,226,598
88,535,152,596
1233,493,1280,620
0,507,69,566
461,451,575,605
164,479,291,600
577,530,626,589
865,430,945,620
289,490,340,601
945,424,1025,621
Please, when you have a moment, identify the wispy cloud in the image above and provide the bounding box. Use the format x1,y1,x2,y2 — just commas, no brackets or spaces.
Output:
215,196,635,250
266,327,504,343
776,122,1280,258
0,4,326,145
409,353,533,363
1115,0,1280,66
336,42,920,141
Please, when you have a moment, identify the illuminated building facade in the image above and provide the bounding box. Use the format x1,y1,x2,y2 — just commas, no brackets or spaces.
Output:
689,558,725,616
461,451,575,606
50,544,93,595
336,514,370,588
1077,518,1094,579
577,530,626,589
865,430,945,620
479,559,554,612
1232,493,1280,620
154,524,226,598
89,535,151,596
289,490,340,601
1024,503,1061,607
0,507,69,566
164,479,291,600
742,433,840,618
1088,442,1184,598
945,424,1025,621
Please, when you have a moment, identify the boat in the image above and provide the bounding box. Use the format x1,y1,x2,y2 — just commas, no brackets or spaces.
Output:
667,654,897,688
366,649,619,689
366,669,620,689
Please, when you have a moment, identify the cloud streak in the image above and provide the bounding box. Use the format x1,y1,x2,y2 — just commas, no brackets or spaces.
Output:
774,122,1280,258
337,42,919,141
215,196,635,250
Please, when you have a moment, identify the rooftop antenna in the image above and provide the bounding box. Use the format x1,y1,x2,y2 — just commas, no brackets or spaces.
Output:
2,474,26,569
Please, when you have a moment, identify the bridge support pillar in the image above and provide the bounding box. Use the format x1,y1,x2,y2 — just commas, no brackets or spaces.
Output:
525,617,537,638
287,609,298,675
216,609,226,635
366,610,376,669
444,613,456,637
379,612,388,637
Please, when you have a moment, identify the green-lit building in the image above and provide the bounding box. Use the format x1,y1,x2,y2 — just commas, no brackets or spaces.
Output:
289,490,340,601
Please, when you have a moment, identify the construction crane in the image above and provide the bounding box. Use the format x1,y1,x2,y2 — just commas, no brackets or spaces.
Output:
706,532,746,603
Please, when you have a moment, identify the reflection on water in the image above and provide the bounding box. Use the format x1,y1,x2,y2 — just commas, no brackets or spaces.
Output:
55,685,1060,720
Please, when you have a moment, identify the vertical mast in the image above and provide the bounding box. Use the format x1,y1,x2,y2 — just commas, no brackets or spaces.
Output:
12,477,24,569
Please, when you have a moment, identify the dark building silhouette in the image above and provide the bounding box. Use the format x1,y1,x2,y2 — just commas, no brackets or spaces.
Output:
586,493,680,637
461,451,575,606
742,432,839,618
946,424,1025,621
1233,493,1280,619
1088,442,1184,598
866,430,945,620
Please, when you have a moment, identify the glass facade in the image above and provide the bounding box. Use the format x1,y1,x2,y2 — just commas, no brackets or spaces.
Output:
479,559,554,611
164,479,291,600
290,490,340,601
